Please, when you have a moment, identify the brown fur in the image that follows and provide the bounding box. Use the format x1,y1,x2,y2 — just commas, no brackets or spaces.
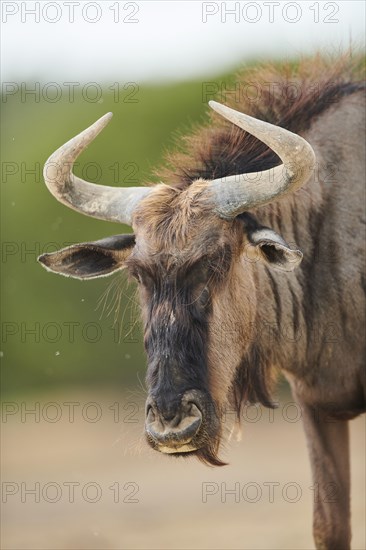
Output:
157,53,365,187
132,182,250,411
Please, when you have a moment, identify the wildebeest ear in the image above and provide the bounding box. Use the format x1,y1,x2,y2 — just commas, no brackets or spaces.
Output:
247,228,302,272
38,234,135,279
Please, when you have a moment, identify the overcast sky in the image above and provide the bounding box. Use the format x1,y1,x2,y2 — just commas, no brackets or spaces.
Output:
1,1,365,84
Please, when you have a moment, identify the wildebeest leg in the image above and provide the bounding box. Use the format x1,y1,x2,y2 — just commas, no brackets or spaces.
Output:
298,400,351,550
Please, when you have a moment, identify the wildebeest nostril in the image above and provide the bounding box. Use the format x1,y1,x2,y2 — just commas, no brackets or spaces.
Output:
146,405,156,423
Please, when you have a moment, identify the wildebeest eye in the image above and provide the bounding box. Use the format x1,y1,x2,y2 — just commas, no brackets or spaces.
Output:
198,286,210,307
129,268,142,283
129,268,152,288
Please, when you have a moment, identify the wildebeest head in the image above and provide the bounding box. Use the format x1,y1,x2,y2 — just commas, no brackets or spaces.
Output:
38,103,314,465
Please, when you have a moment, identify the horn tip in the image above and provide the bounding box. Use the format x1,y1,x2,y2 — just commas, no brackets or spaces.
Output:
100,112,113,123
92,112,113,133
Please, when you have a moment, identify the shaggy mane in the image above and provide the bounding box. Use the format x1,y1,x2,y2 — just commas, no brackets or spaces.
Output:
156,53,365,188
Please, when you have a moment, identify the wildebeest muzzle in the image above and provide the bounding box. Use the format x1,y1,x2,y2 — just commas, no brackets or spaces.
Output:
145,389,218,454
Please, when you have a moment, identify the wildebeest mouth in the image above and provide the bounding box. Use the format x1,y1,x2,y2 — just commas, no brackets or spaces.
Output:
156,443,199,454
144,390,226,466
146,433,227,467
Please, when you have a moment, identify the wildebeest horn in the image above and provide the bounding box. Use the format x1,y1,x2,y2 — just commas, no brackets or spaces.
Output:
208,101,316,219
43,112,151,225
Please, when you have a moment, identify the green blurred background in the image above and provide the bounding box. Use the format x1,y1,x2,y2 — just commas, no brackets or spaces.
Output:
1,72,240,396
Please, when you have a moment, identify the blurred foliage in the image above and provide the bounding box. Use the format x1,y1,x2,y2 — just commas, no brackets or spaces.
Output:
1,71,243,395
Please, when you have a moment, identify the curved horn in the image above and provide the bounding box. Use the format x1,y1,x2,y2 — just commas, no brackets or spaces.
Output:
208,101,316,219
43,112,151,225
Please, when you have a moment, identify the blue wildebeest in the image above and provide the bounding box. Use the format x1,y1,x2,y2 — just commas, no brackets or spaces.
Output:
39,56,365,549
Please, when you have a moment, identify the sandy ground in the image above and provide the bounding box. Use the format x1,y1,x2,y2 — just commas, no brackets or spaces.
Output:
1,389,365,550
